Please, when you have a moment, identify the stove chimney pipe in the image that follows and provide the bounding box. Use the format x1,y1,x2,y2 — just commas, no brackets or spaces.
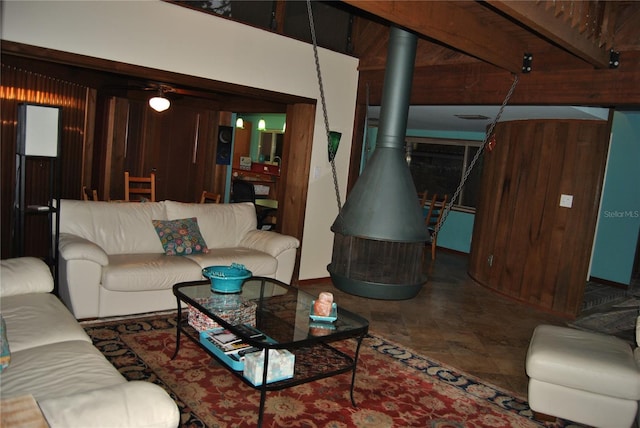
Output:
328,27,427,300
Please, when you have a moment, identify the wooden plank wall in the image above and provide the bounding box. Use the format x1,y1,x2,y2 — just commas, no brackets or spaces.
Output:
0,64,88,259
1,61,314,269
469,119,610,317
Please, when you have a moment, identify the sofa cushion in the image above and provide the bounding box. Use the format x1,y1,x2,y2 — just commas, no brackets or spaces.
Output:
0,257,54,298
59,200,167,255
186,247,278,277
0,340,125,401
152,217,209,256
0,293,91,353
102,253,204,292
39,381,180,428
526,324,640,400
164,200,257,248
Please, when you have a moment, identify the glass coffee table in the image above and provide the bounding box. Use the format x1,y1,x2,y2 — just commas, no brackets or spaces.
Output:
173,276,369,427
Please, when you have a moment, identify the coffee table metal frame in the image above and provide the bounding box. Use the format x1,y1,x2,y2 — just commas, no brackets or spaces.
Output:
172,277,369,427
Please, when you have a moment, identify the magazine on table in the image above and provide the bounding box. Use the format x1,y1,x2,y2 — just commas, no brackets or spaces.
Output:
205,325,267,356
222,341,258,354
208,330,241,346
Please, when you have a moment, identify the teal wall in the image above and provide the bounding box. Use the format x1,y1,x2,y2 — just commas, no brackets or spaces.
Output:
235,113,286,161
437,210,475,253
590,111,640,285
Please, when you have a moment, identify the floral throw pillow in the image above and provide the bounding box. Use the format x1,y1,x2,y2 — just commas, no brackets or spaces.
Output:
1,315,10,372
152,217,209,256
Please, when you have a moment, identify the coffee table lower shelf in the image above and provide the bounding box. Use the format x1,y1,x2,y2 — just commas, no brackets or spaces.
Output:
173,321,366,426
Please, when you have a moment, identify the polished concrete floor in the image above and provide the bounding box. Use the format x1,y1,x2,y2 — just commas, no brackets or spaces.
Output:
301,251,568,399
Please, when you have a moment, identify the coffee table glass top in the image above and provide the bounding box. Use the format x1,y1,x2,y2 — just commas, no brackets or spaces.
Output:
175,277,369,346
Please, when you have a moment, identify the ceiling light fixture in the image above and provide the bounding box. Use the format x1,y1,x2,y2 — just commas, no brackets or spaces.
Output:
149,87,170,112
236,117,244,129
257,118,266,131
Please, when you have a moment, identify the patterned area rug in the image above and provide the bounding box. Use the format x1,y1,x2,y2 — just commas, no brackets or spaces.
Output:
83,314,582,428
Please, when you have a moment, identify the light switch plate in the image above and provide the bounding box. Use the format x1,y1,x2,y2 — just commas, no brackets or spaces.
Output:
560,194,573,208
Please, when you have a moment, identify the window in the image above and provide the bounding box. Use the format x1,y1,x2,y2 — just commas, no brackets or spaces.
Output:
283,1,353,54
178,1,273,28
175,1,353,54
406,137,483,210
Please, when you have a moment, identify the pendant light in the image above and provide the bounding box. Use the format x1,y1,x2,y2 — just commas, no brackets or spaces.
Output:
149,87,170,112
236,117,244,129
257,118,266,130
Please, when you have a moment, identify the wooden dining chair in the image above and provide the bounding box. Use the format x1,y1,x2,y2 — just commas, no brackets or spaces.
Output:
124,171,156,202
418,190,429,208
82,186,99,201
199,190,221,204
425,193,448,260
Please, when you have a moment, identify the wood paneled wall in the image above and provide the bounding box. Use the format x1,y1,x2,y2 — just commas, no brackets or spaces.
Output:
0,52,314,279
468,119,611,316
0,64,88,259
96,97,221,203
0,65,224,259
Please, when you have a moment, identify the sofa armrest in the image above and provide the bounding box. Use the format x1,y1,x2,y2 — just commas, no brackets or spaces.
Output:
38,381,179,428
59,233,109,266
0,257,53,298
239,230,300,258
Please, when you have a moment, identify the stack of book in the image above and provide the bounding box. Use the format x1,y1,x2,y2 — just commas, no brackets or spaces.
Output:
199,324,267,370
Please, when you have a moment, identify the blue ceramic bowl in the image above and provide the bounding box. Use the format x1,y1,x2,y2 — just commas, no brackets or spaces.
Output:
202,263,252,293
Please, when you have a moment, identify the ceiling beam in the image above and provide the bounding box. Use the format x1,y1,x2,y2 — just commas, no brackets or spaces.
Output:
485,1,611,69
357,51,640,107
341,0,526,74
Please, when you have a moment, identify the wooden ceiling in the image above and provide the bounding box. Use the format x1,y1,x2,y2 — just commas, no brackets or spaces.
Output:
345,0,640,107
3,0,638,111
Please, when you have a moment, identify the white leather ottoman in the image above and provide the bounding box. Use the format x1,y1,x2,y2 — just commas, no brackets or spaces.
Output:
526,324,640,428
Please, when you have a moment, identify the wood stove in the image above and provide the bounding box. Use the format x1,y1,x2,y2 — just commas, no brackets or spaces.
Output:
327,27,427,299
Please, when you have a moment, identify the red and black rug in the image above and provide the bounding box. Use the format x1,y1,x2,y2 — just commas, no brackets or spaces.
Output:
83,313,580,427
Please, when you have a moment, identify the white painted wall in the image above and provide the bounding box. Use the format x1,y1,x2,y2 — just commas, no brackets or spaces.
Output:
2,0,358,280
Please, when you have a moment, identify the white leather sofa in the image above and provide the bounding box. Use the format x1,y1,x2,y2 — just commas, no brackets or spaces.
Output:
526,321,640,427
58,199,300,319
0,257,180,428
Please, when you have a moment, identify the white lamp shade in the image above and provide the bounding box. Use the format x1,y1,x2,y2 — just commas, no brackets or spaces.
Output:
149,96,170,112
258,118,266,130
236,117,244,128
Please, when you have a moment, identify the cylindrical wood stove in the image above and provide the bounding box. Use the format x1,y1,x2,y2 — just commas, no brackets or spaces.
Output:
328,27,427,300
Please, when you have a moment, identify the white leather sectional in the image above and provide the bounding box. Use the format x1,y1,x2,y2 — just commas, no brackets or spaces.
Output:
526,322,640,427
57,199,300,319
0,257,180,428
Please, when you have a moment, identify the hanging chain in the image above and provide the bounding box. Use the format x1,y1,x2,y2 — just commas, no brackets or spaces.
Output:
307,0,342,212
307,0,518,222
435,73,519,234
